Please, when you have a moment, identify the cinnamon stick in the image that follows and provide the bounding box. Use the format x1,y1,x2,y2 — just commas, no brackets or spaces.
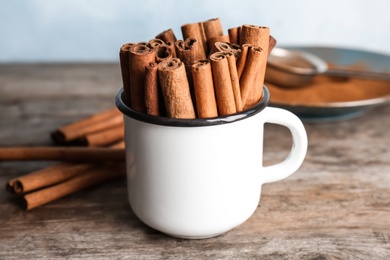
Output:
74,125,124,147
8,163,94,195
209,41,241,59
191,60,218,118
207,35,230,52
129,44,155,112
51,108,123,144
154,45,172,63
181,23,207,59
240,24,270,55
174,38,203,104
239,45,266,108
155,29,177,58
157,58,196,119
6,142,126,195
144,62,161,116
156,28,177,44
0,147,125,163
225,52,243,112
209,52,236,116
236,44,250,80
268,35,277,56
23,164,126,210
202,18,225,50
119,43,134,104
228,26,241,45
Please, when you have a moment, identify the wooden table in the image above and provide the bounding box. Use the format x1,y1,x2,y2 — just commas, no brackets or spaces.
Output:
1,64,389,259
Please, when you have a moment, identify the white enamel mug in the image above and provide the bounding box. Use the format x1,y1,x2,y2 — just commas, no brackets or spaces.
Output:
116,86,307,239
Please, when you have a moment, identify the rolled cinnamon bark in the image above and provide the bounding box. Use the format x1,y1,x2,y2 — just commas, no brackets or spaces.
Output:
147,38,166,49
181,23,207,59
23,164,126,210
144,62,161,116
75,125,124,147
129,44,155,112
268,35,277,56
157,58,196,119
228,26,241,45
51,108,123,144
225,52,243,112
174,38,202,102
119,43,134,105
155,45,172,63
165,41,177,58
8,163,94,195
155,28,177,44
239,45,266,108
0,147,125,163
209,52,236,116
191,60,218,118
203,18,224,50
240,24,270,55
207,35,230,52
236,44,250,79
209,42,241,59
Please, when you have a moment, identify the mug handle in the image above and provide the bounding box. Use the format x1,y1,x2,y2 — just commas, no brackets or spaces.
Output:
261,107,308,184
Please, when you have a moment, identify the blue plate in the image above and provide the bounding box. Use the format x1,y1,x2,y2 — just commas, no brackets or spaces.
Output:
268,46,390,123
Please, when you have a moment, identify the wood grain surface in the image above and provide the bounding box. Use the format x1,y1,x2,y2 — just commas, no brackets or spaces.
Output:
0,64,389,259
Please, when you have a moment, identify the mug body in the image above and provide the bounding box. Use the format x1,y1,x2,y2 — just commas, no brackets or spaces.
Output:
117,87,270,239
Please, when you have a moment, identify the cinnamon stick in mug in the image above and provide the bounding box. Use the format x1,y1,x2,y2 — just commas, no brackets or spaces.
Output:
51,108,123,144
181,23,207,59
239,45,266,107
158,58,196,119
207,35,230,52
23,164,126,210
236,44,250,79
144,62,161,116
268,35,277,56
225,52,243,112
129,44,155,112
240,24,270,56
156,28,177,44
119,43,134,104
228,26,241,45
209,52,236,116
191,60,218,118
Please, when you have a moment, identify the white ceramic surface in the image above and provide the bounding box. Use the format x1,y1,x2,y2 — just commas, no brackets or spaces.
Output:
119,92,307,239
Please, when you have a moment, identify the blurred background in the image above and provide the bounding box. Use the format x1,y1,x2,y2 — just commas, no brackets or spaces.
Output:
0,0,389,63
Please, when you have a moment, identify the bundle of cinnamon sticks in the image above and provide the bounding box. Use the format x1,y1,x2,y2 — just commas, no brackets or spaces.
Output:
120,18,277,119
3,108,127,210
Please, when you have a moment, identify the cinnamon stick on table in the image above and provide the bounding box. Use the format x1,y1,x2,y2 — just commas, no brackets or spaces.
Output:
23,164,126,211
209,52,236,116
191,60,218,118
157,58,196,119
74,124,124,147
0,147,125,163
6,163,94,195
51,108,123,144
6,141,126,195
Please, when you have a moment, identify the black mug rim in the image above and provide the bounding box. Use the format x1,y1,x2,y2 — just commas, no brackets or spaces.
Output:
115,86,270,127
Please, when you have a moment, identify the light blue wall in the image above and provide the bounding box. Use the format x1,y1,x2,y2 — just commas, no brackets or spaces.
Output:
1,0,389,62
